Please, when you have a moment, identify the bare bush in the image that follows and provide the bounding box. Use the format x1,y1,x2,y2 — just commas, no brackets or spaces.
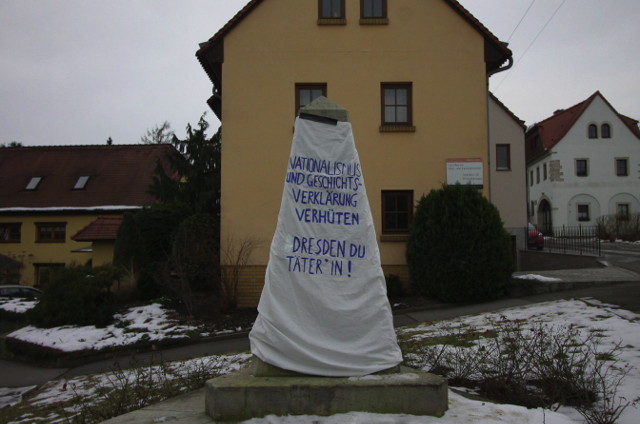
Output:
411,330,488,385
576,356,634,424
61,354,250,423
404,318,632,421
220,236,259,312
597,213,640,242
478,320,545,407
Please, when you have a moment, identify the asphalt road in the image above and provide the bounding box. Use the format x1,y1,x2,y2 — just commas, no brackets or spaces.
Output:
603,248,640,275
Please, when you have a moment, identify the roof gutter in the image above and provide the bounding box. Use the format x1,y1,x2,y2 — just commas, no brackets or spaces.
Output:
487,55,513,77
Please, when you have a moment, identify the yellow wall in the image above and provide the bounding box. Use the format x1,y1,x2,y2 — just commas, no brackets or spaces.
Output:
92,240,115,266
0,215,98,286
220,0,489,271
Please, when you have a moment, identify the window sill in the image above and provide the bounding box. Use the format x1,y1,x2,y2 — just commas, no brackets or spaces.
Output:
496,168,511,172
317,18,346,25
36,240,65,243
379,125,416,133
0,241,21,244
380,234,409,242
360,18,388,25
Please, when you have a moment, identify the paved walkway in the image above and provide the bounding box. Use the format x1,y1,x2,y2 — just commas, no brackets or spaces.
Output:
513,265,639,282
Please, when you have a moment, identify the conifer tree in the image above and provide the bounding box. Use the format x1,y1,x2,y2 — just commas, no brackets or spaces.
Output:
148,114,221,218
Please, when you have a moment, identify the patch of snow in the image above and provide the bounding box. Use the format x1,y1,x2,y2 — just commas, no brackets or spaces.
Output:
513,274,562,282
0,298,38,314
7,303,198,352
0,386,36,409
398,298,640,424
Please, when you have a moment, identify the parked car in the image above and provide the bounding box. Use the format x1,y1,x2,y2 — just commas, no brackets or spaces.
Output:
528,223,544,250
0,285,42,299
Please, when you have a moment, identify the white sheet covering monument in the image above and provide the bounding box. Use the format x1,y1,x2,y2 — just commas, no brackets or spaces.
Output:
249,97,402,376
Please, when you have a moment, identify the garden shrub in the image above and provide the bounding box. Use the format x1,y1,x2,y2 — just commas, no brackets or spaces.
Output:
29,264,123,328
158,213,221,317
385,274,404,298
406,184,513,302
596,213,640,242
173,213,219,293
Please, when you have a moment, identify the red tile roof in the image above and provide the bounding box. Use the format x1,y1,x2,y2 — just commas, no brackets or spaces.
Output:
0,144,175,211
531,92,598,151
525,92,640,163
196,0,512,76
72,215,123,241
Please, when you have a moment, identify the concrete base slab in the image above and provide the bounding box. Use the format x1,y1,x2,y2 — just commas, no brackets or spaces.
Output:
100,388,210,424
205,366,448,422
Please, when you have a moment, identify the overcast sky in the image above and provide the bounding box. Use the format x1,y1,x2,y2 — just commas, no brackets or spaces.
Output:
1,0,638,146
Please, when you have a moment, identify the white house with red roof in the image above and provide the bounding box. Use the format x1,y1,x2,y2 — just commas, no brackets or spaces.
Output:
525,91,640,232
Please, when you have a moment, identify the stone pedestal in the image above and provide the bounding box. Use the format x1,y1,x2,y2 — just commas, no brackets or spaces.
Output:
205,358,448,422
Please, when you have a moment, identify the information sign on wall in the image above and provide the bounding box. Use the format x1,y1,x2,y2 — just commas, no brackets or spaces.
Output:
446,158,483,188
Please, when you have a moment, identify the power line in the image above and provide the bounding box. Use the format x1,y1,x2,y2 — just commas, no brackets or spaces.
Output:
494,0,568,92
507,0,537,42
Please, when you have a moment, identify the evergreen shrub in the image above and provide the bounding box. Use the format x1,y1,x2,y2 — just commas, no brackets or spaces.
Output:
29,265,122,328
406,184,513,303
385,274,404,298
173,213,219,293
113,203,188,300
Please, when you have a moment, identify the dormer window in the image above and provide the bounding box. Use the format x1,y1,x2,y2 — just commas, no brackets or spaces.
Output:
73,175,90,190
25,177,42,190
601,123,611,138
588,124,598,139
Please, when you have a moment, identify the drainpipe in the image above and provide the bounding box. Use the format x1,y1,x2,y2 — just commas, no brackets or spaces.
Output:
486,56,514,202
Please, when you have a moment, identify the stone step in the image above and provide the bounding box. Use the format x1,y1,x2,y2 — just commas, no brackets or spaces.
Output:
205,366,448,422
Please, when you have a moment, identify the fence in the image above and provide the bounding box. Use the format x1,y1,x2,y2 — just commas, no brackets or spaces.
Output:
528,225,601,256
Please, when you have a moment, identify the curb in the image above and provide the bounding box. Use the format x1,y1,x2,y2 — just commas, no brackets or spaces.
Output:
1,329,251,369
506,278,637,297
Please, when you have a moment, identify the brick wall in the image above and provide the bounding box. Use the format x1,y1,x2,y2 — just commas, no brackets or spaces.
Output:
235,265,267,308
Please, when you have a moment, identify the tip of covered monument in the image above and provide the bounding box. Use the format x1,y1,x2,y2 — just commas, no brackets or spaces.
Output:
299,96,350,123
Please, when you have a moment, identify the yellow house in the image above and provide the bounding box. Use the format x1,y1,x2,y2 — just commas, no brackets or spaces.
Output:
0,144,173,286
196,0,513,306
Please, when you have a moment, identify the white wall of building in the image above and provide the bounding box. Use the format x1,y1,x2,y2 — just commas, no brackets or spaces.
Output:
488,95,527,253
528,95,640,229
